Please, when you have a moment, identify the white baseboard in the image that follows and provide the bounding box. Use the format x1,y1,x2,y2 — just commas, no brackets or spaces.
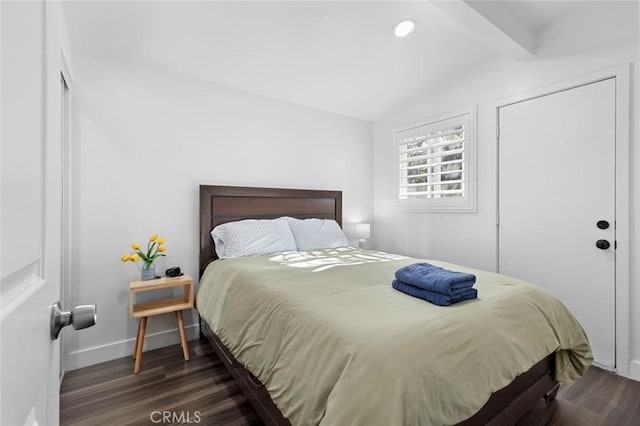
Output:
628,360,640,382
591,360,616,373
593,360,640,382
66,323,200,371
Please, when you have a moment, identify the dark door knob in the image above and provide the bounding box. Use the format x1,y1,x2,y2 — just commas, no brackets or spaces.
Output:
596,239,610,250
597,220,610,230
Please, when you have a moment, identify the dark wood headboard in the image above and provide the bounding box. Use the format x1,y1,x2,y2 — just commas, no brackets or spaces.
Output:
199,185,343,276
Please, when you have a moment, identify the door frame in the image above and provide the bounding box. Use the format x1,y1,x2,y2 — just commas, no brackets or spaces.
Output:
494,63,630,377
59,42,73,382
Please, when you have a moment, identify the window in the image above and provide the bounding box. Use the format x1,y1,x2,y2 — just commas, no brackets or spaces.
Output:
396,107,476,212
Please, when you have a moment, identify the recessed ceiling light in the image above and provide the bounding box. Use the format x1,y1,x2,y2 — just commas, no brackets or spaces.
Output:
393,20,415,38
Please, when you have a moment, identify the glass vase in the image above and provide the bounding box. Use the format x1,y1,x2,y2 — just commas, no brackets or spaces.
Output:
141,263,156,281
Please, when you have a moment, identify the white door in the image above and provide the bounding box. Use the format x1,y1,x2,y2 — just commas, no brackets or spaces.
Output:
498,78,616,368
1,1,62,424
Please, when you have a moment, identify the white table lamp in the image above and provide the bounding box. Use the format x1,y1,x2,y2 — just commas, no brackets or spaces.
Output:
344,223,370,248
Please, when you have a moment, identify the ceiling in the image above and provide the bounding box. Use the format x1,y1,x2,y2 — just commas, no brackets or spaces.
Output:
499,0,585,31
62,1,587,121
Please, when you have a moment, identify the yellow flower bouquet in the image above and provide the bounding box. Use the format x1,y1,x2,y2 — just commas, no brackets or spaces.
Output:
121,233,166,280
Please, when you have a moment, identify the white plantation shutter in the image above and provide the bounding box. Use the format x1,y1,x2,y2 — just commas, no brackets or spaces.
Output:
396,108,476,212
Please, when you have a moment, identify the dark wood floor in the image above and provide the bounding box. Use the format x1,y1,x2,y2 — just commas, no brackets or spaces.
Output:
61,337,640,425
60,338,261,426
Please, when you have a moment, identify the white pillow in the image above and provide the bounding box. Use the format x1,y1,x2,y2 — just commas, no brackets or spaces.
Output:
286,218,350,251
211,217,297,259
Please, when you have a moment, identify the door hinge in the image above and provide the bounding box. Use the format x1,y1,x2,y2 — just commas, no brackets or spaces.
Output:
496,123,500,140
496,211,500,225
615,240,617,250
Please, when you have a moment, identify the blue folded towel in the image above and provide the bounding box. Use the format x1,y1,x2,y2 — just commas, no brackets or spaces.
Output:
395,263,476,295
392,280,478,306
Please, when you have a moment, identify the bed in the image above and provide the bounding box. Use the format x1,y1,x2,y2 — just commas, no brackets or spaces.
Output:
197,185,592,425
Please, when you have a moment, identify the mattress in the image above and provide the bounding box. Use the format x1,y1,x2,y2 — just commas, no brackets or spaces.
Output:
196,247,592,425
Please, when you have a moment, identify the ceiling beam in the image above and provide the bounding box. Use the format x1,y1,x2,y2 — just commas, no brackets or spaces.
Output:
432,0,536,61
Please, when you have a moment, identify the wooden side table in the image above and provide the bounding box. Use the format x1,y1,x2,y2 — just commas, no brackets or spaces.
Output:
129,274,193,374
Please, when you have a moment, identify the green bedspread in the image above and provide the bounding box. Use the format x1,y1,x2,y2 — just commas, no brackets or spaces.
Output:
196,247,592,425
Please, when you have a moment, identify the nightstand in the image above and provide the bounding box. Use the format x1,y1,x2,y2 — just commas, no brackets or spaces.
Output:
129,274,193,374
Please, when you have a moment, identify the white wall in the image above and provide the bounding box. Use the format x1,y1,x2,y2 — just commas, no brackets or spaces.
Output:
372,1,639,373
68,53,373,369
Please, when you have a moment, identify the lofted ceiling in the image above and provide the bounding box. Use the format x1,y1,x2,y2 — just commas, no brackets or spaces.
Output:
62,1,586,121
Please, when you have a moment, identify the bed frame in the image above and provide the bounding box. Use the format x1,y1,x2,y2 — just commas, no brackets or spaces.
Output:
198,184,559,425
